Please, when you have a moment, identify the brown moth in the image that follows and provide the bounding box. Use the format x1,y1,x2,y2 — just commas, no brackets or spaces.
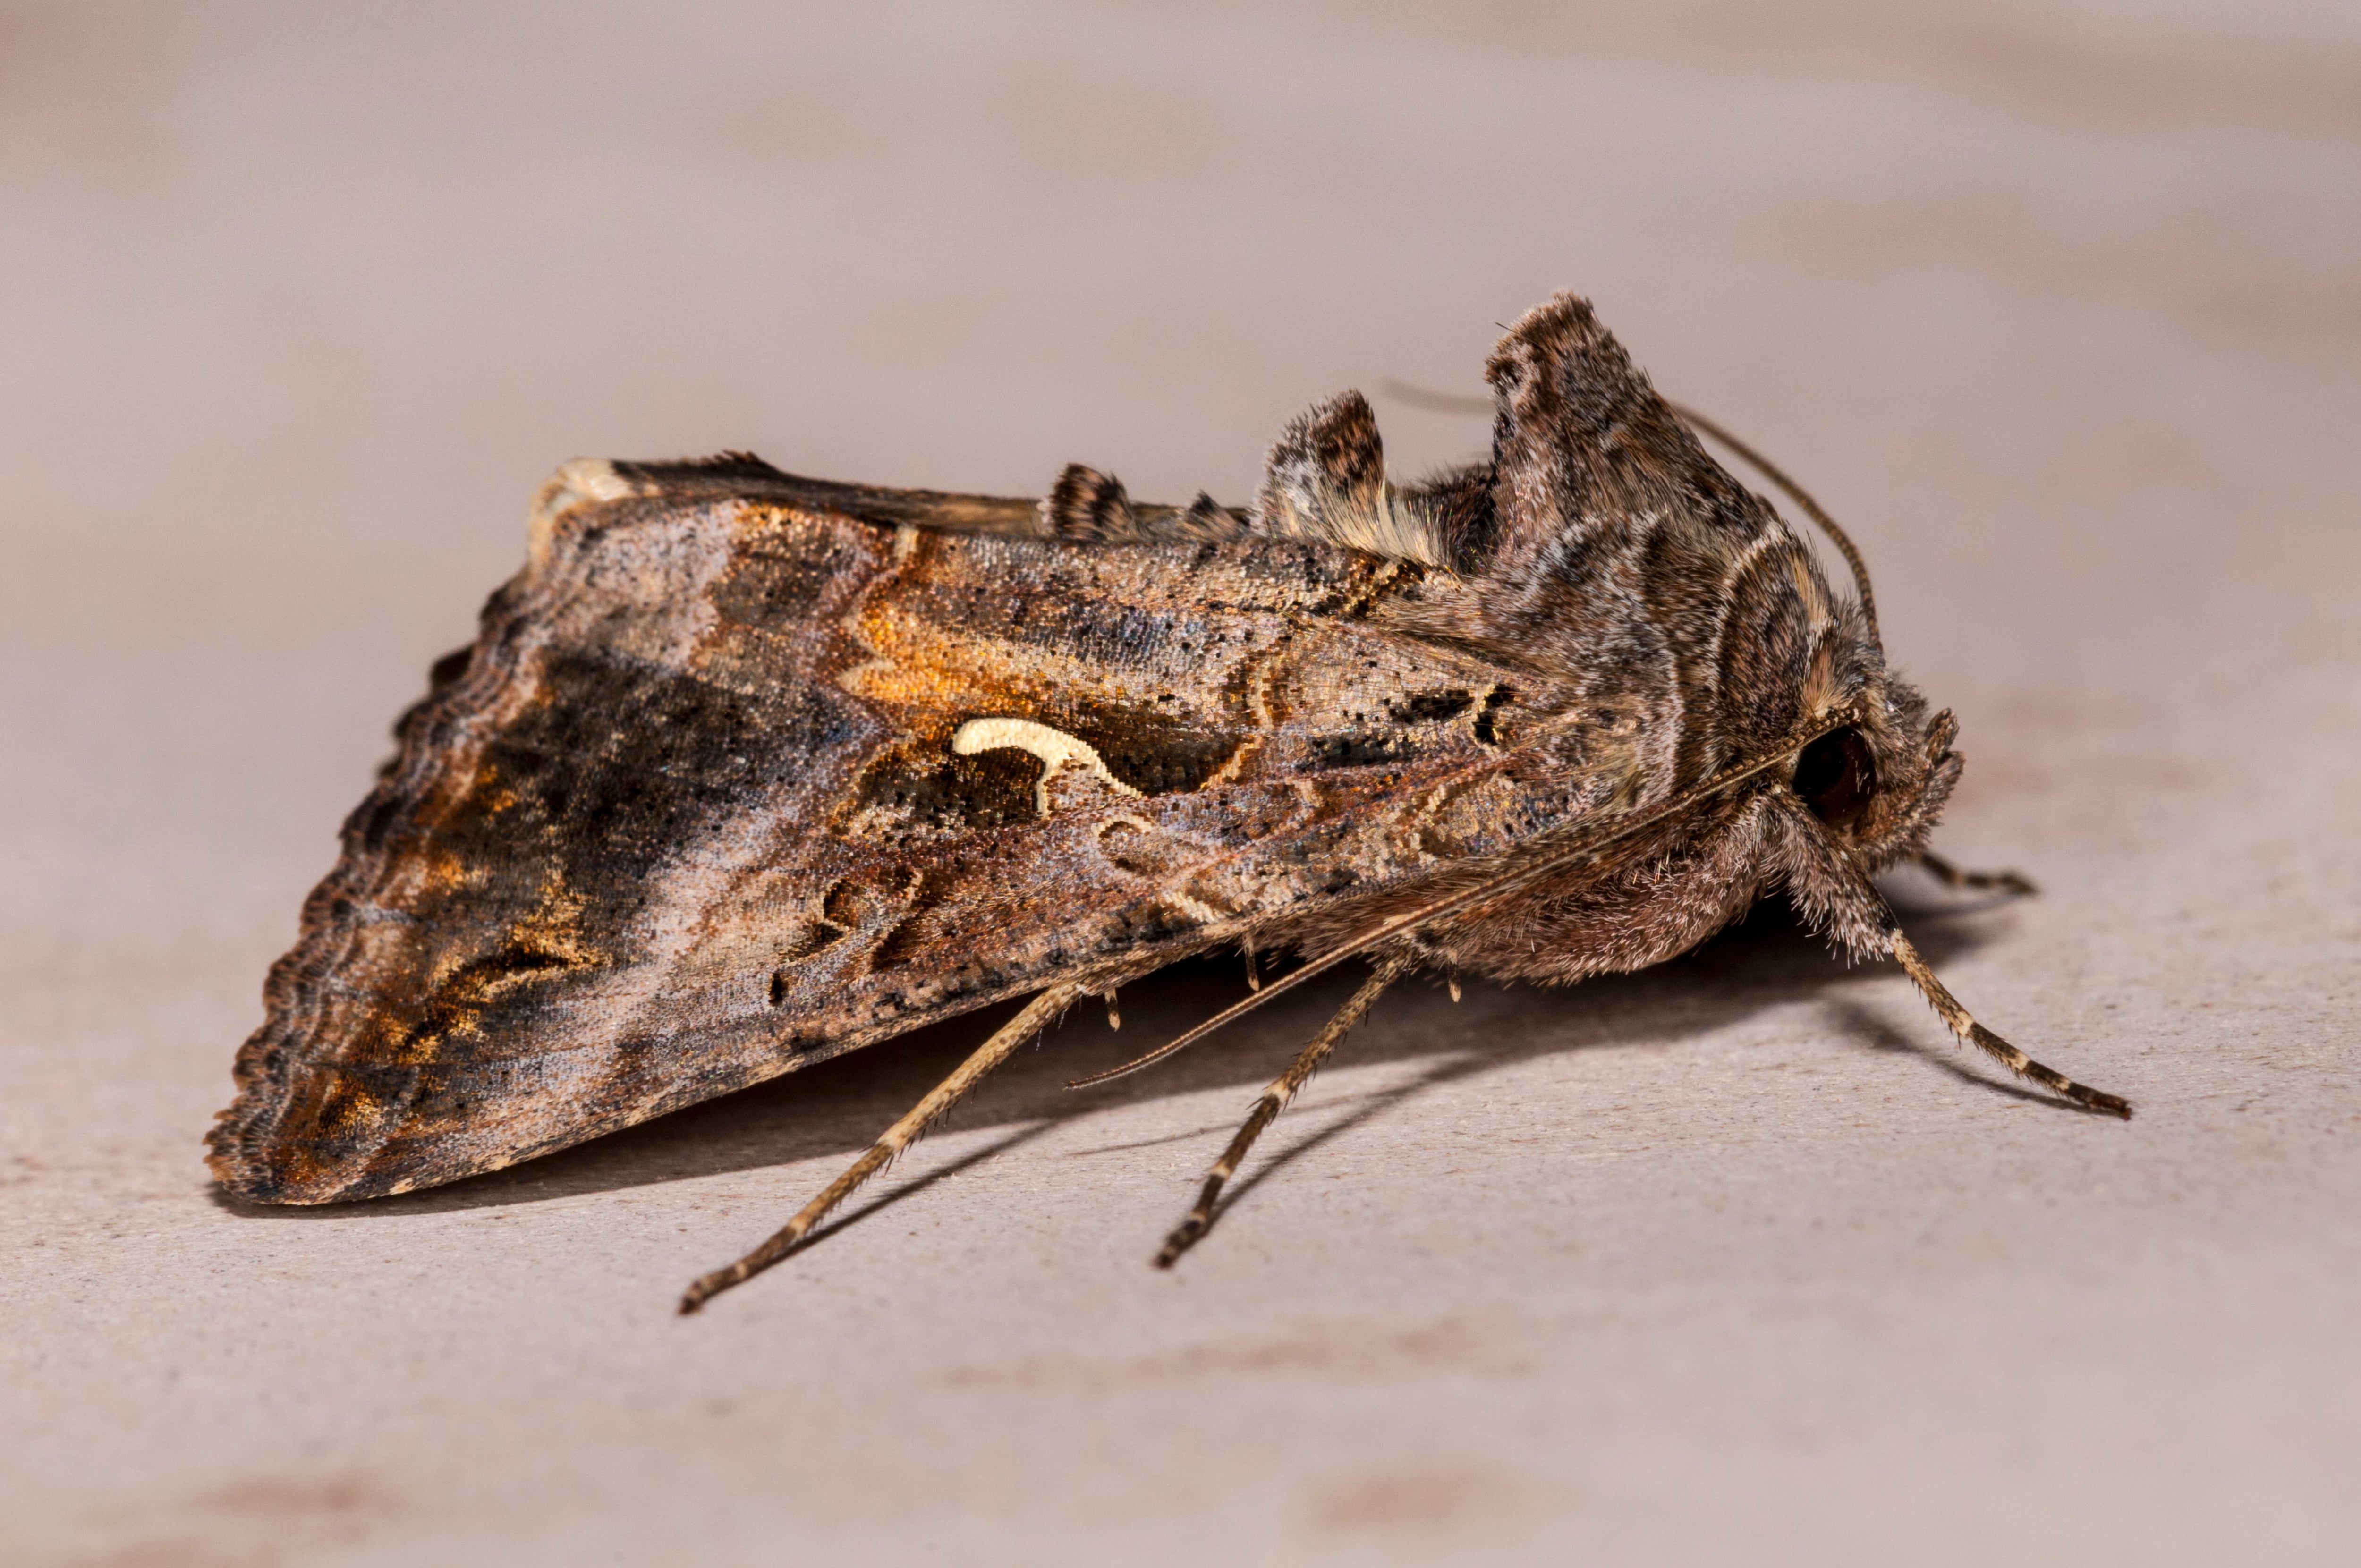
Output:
208,293,2129,1312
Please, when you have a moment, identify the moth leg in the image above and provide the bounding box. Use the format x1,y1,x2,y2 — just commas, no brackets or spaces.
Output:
1155,954,1414,1269
1918,849,2037,898
679,984,1082,1313
1888,931,2130,1118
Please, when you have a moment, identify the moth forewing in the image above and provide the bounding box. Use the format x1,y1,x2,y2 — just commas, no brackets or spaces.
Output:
211,292,2126,1311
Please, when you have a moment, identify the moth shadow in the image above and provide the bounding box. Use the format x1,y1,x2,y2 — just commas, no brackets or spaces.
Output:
233,874,2038,1221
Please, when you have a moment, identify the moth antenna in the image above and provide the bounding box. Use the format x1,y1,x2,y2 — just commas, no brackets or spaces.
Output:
1663,400,1880,648
1064,711,1861,1091
1376,379,1493,416
1155,955,1413,1267
679,984,1082,1313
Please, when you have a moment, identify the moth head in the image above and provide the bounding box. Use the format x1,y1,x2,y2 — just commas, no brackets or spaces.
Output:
1698,512,1955,877
1779,598,1962,872
1724,595,1959,964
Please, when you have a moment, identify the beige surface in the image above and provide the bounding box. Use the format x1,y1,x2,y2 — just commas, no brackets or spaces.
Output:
5,3,2358,1563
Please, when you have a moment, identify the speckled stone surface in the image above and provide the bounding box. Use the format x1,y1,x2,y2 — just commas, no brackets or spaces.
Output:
4,3,2355,1563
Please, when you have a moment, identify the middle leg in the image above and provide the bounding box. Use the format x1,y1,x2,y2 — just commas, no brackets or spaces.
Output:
681,983,1084,1312
1155,953,1415,1268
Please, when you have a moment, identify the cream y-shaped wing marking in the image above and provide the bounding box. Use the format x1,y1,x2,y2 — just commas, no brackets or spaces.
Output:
951,717,1144,816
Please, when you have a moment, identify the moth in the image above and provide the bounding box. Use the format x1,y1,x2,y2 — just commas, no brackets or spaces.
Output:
208,294,2129,1312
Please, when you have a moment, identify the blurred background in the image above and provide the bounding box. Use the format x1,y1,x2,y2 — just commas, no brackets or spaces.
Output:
5,3,2356,1563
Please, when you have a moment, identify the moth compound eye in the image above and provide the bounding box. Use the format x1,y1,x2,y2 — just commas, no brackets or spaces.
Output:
1792,726,1877,829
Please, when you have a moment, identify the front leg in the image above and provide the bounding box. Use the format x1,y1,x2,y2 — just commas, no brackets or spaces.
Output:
1918,849,2037,898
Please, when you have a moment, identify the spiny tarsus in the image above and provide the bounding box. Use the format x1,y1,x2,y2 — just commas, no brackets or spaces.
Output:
1890,928,2132,1118
678,984,1084,1314
1154,953,1414,1269
1917,848,2038,898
